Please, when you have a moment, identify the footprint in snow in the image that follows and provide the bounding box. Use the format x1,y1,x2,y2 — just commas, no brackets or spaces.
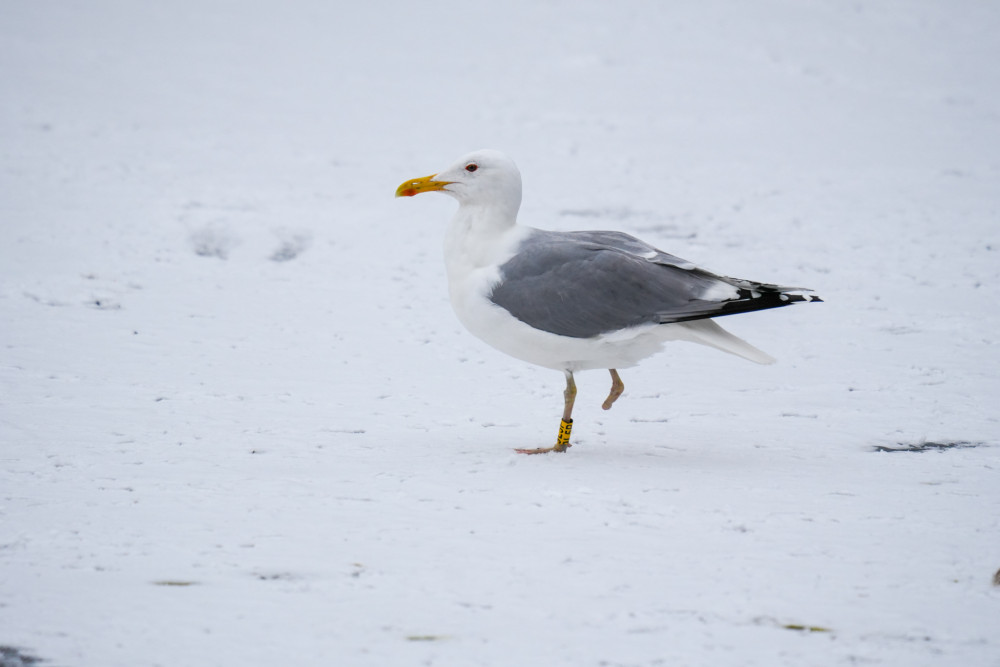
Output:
0,645,45,666
190,225,240,260
269,230,312,262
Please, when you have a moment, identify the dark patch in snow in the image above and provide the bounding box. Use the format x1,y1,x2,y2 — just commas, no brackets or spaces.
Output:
87,298,121,310
754,616,833,634
269,232,312,262
0,647,45,666
873,441,985,453
22,292,67,307
190,226,239,259
993,568,1000,587
254,571,298,581
782,623,832,633
152,580,198,586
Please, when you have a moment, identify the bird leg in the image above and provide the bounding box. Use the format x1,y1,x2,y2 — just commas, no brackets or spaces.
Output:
516,370,576,455
602,369,624,410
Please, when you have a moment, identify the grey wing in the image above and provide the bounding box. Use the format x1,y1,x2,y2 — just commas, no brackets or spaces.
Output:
489,230,819,339
561,230,700,270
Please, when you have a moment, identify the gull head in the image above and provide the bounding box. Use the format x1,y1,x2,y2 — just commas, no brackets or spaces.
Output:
395,149,523,216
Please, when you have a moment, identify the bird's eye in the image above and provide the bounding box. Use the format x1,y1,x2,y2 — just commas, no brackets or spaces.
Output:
465,163,478,172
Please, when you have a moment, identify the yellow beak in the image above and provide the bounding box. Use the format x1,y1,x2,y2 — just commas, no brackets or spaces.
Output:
395,174,452,198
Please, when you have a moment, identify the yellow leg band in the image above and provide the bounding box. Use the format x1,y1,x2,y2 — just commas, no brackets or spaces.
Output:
556,418,573,449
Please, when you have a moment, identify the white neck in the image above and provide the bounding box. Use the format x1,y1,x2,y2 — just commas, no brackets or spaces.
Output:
443,202,524,283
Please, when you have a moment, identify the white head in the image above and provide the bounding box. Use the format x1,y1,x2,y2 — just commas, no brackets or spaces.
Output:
395,149,523,221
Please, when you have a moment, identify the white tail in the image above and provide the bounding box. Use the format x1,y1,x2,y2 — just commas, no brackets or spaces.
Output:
676,319,777,365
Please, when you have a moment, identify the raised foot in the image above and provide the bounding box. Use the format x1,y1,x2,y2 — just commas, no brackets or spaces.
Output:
515,443,572,455
602,369,624,410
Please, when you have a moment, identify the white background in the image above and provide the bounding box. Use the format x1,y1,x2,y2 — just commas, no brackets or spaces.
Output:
2,1,998,665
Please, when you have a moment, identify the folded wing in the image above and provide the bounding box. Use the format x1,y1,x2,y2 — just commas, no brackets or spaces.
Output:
489,229,820,339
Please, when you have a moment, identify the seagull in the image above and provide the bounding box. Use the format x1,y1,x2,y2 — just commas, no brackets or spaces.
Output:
395,150,821,454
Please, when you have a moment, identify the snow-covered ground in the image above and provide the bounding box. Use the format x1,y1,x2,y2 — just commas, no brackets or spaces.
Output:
2,2,999,665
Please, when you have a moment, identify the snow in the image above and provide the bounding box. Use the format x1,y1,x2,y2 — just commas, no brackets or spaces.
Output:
2,1,998,665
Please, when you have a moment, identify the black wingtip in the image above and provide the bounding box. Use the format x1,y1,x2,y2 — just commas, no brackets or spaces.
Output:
662,287,822,325
779,291,822,305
